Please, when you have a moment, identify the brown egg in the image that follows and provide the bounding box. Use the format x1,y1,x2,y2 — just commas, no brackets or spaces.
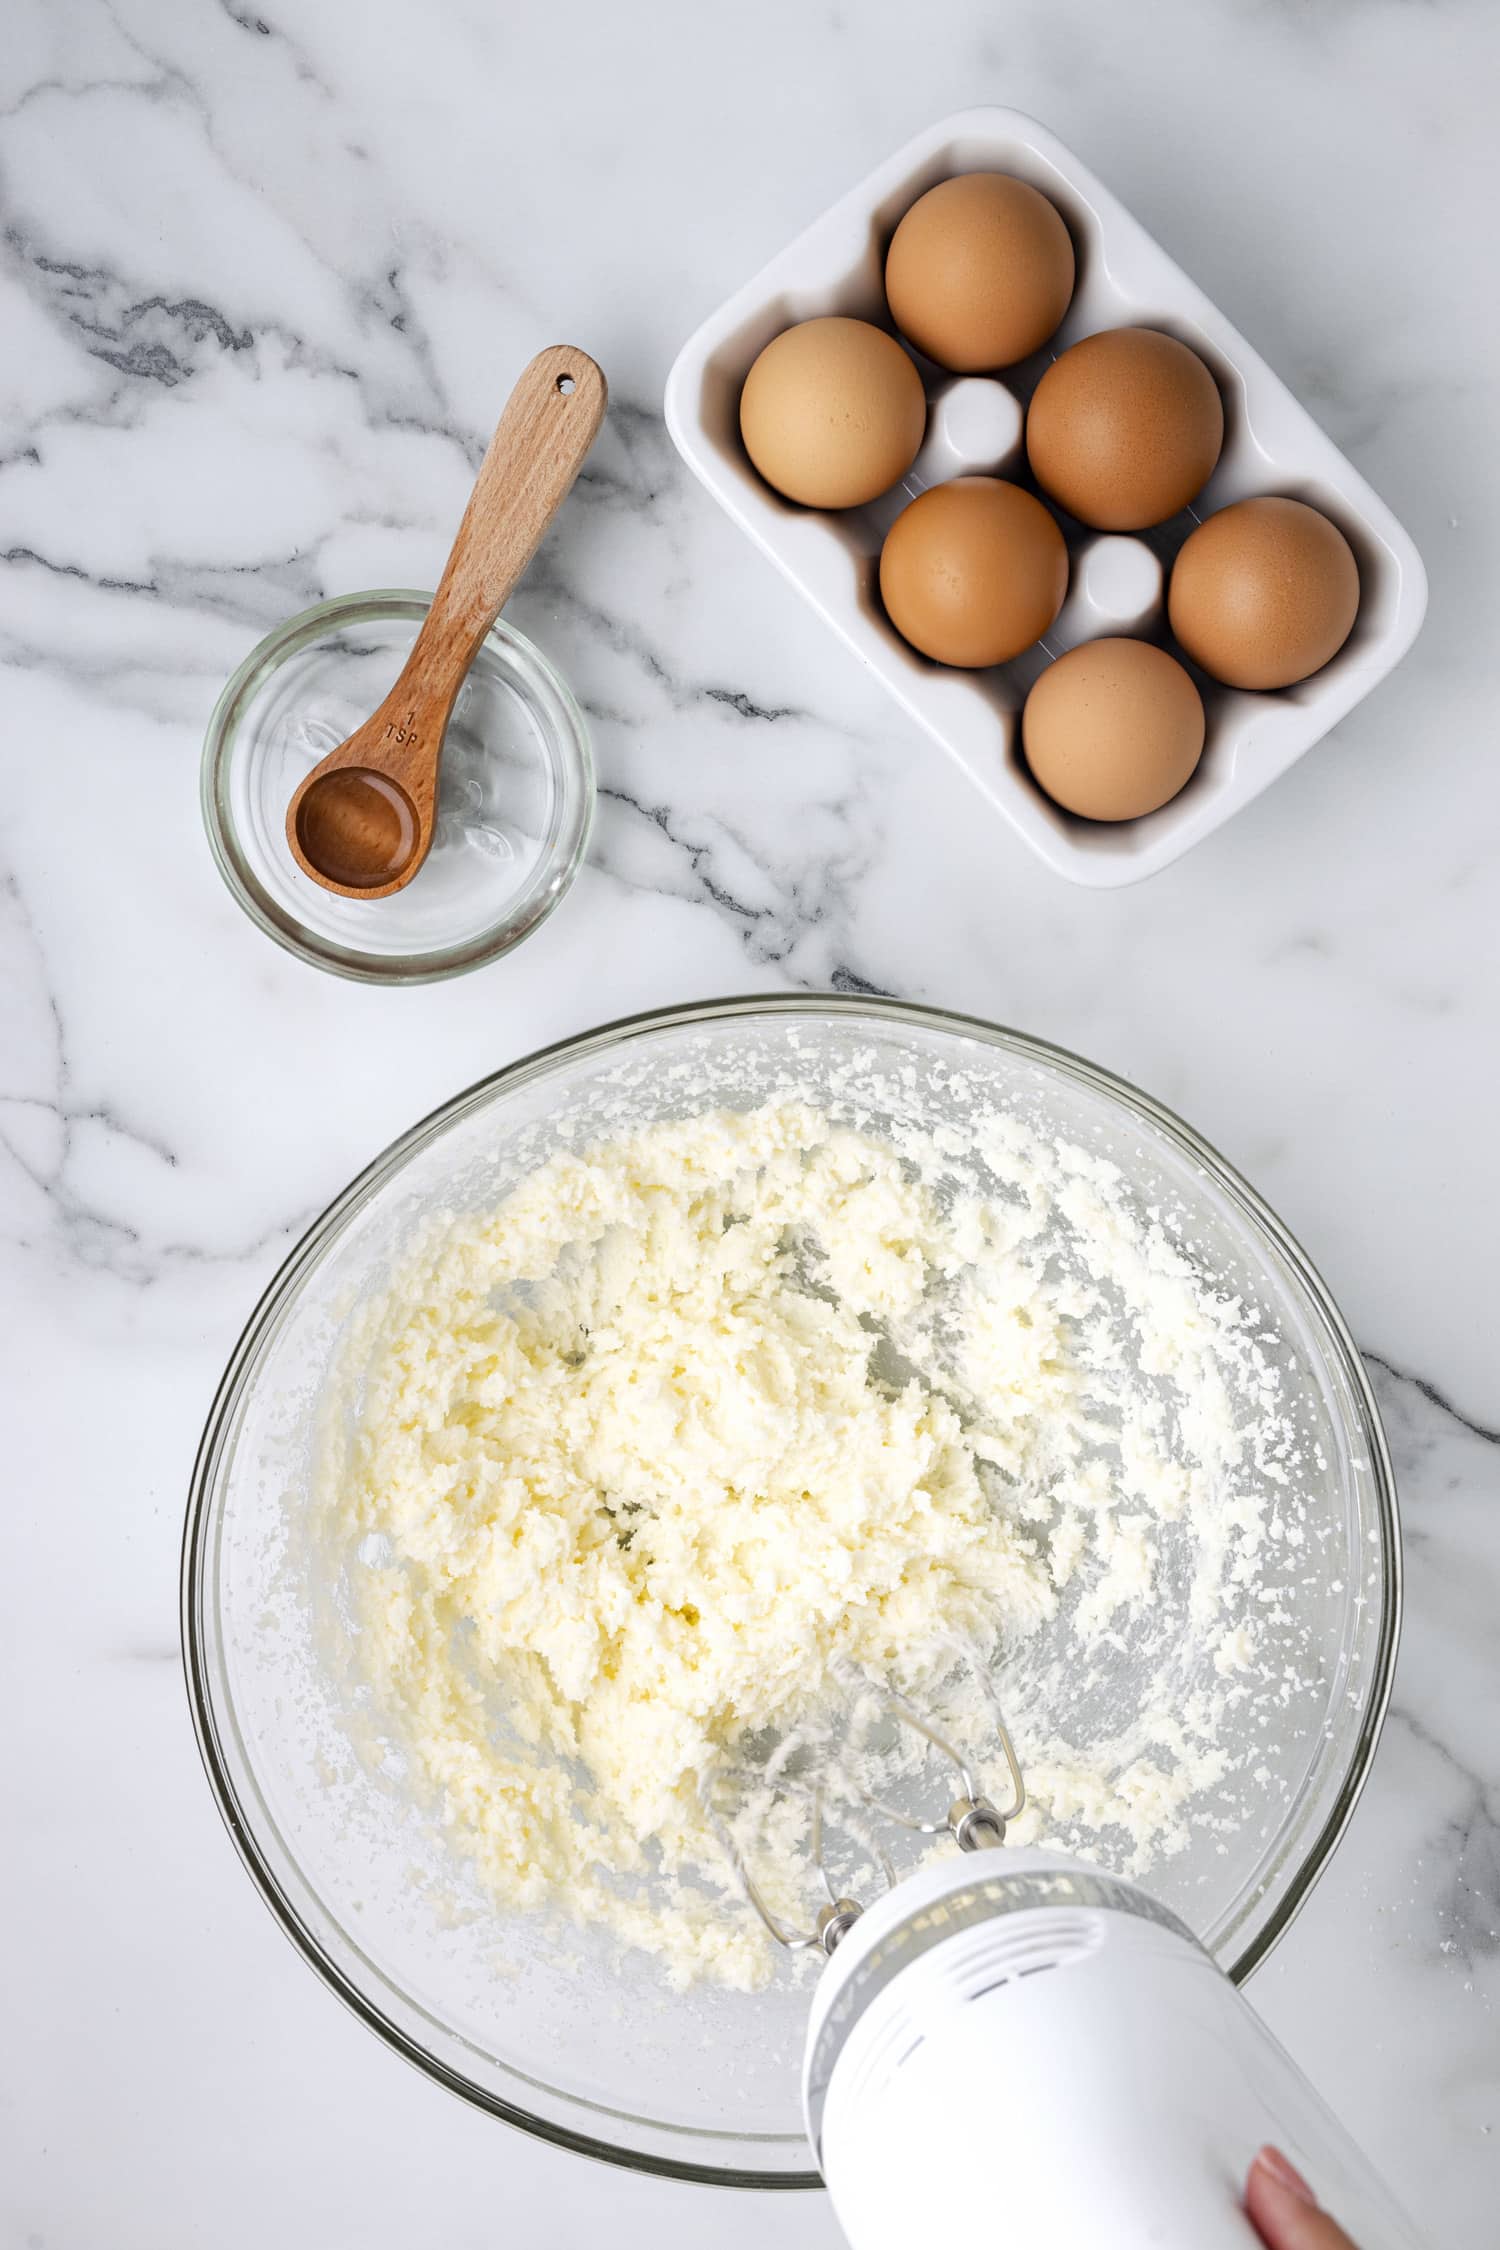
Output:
1027,328,1224,530
1168,496,1361,689
739,316,926,509
880,476,1068,668
1023,638,1205,820
885,172,1076,372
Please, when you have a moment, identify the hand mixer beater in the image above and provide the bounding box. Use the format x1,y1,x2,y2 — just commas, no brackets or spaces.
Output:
724,1686,1425,2250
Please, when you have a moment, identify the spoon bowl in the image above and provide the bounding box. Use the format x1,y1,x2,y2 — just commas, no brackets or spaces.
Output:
293,768,420,892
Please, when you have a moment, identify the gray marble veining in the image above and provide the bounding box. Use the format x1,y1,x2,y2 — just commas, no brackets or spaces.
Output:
2,1,1496,2242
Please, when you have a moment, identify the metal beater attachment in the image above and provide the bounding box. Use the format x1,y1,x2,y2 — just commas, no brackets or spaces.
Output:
722,1689,1026,1958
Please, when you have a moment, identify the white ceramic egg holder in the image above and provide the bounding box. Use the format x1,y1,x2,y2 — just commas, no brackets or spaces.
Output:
664,108,1427,887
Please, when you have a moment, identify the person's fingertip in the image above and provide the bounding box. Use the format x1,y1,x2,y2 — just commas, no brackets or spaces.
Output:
1254,2145,1318,2204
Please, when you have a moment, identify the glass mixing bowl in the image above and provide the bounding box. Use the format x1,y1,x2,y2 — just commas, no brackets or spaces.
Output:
202,592,593,984
182,997,1399,2186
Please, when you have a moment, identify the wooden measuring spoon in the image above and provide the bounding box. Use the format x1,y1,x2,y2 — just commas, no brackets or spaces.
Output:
286,345,607,898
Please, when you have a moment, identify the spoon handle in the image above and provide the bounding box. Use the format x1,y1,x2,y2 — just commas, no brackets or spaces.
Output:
398,345,607,709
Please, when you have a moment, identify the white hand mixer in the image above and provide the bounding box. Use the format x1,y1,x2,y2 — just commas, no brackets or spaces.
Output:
724,1693,1424,2250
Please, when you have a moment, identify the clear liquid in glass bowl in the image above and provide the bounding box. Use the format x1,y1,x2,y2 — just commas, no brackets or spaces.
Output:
201,591,593,983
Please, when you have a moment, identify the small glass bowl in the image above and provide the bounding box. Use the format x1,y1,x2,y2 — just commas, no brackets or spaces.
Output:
202,591,593,984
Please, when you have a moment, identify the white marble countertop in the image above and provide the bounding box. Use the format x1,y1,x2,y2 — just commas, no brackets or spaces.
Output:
4,1,1496,2242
